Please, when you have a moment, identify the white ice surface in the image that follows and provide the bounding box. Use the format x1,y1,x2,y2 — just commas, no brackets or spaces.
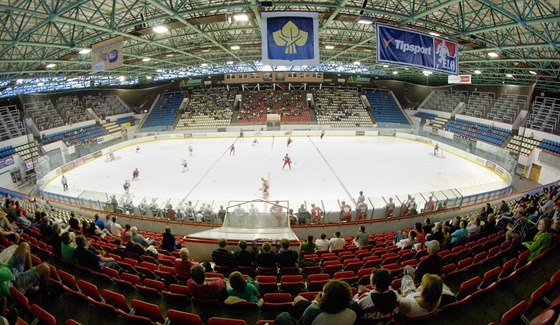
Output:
41,136,508,208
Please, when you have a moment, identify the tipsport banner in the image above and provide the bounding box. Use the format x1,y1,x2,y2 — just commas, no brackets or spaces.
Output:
376,24,459,75
261,12,319,66
92,36,124,73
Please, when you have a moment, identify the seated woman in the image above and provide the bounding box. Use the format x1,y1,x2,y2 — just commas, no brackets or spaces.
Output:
289,280,357,325
174,247,196,278
522,217,552,260
396,230,417,249
226,271,260,304
399,274,444,319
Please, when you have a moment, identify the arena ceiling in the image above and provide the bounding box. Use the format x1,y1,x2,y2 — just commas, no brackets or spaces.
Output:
0,0,559,95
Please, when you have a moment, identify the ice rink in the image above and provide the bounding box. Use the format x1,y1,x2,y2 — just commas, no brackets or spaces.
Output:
41,136,509,210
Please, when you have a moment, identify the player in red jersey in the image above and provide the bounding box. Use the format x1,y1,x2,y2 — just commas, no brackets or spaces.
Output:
282,153,292,170
260,177,270,196
340,201,352,222
229,144,235,155
311,203,323,224
132,168,139,181
287,137,293,147
357,201,368,220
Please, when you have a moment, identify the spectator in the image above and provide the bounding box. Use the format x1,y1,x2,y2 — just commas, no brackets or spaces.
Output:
413,223,425,243
122,224,131,243
0,211,19,244
15,209,31,227
396,230,417,249
540,194,555,218
130,226,156,247
399,274,444,319
49,223,62,257
354,268,399,323
300,235,316,254
94,214,104,230
161,226,179,252
485,203,494,216
3,242,50,295
505,211,531,242
60,232,77,263
522,217,553,260
299,280,358,325
277,238,298,268
310,204,322,224
297,204,310,225
551,217,560,235
174,247,196,278
315,234,330,252
74,235,115,271
424,196,435,213
329,231,345,251
187,264,227,302
112,237,127,258
68,212,80,230
212,239,236,268
357,191,365,203
411,240,443,283
423,218,433,235
227,271,260,303
426,222,444,245
354,226,369,248
498,200,510,214
110,216,122,237
481,214,497,233
124,232,158,258
14,201,34,221
234,240,255,267
466,217,481,236
256,242,277,268
450,220,468,243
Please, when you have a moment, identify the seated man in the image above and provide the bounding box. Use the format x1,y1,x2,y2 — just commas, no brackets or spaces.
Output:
0,211,19,244
187,264,227,302
277,238,299,268
3,242,50,295
74,235,116,271
124,232,158,258
212,239,236,269
130,226,156,247
354,268,399,324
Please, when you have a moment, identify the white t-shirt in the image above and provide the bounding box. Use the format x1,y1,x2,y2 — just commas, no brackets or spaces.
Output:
315,239,330,251
329,237,345,251
111,222,123,237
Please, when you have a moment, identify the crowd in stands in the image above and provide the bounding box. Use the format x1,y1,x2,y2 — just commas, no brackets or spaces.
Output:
314,88,374,127
176,89,236,129
0,182,558,324
237,89,308,124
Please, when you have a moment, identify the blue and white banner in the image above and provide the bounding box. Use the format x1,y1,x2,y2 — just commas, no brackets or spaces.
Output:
261,12,319,66
376,24,459,75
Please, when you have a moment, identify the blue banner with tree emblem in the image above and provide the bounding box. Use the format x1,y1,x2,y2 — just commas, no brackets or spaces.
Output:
262,12,319,66
376,24,459,75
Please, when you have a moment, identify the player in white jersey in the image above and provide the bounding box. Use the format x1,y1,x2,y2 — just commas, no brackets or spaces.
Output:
188,145,193,156
181,159,189,172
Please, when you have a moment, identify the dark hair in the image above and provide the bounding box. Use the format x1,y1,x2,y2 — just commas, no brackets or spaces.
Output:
229,271,247,292
335,231,341,238
409,230,417,239
190,264,206,284
75,235,86,249
320,280,352,314
414,222,422,231
94,214,99,220
114,237,122,245
281,238,290,249
218,238,227,248
360,226,366,232
61,232,71,245
165,226,171,234
372,268,392,291
239,240,247,250
320,233,327,240
307,235,314,243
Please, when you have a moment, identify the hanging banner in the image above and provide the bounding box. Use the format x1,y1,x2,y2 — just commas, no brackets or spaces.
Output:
376,24,459,75
91,36,125,73
261,12,319,66
448,75,472,84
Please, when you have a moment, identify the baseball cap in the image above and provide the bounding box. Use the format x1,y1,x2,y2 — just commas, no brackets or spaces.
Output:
425,240,440,252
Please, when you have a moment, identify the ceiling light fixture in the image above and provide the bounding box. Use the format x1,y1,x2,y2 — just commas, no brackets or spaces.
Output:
146,76,152,80
142,58,151,62
488,52,499,58
45,63,56,68
422,70,433,75
529,70,537,75
353,61,361,65
152,25,168,33
506,73,514,78
382,65,389,68
200,63,208,67
474,70,482,74
325,45,335,49
78,48,91,55
357,16,374,24
233,13,249,21
37,82,44,86
230,45,240,50
429,32,440,37
166,54,174,57
226,61,234,65
393,71,398,74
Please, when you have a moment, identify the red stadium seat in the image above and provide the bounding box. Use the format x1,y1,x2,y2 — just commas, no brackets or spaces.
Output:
130,299,165,323
31,304,56,325
262,293,292,310
208,317,247,325
167,309,202,325
307,274,330,292
101,289,130,314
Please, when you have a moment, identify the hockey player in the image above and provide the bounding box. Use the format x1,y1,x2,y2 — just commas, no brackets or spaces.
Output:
320,129,325,139
311,203,323,224
434,143,439,156
357,200,368,220
252,138,258,146
260,177,270,196
181,160,189,173
61,175,68,191
123,180,131,192
108,149,115,161
282,153,292,170
229,144,235,155
136,145,140,153
188,145,193,157
340,201,352,222
132,168,139,181
287,137,293,147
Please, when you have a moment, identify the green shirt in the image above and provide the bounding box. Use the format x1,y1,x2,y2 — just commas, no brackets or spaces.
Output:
300,242,316,253
522,231,552,261
227,283,259,303
61,242,77,263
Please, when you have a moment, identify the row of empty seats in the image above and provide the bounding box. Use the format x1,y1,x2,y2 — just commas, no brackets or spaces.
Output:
314,88,373,127
444,119,511,146
24,100,65,131
527,96,560,135
141,92,185,131
538,138,560,154
487,94,527,124
462,91,494,118
365,90,409,125
506,135,540,156
421,90,467,112
40,125,107,145
0,105,26,141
